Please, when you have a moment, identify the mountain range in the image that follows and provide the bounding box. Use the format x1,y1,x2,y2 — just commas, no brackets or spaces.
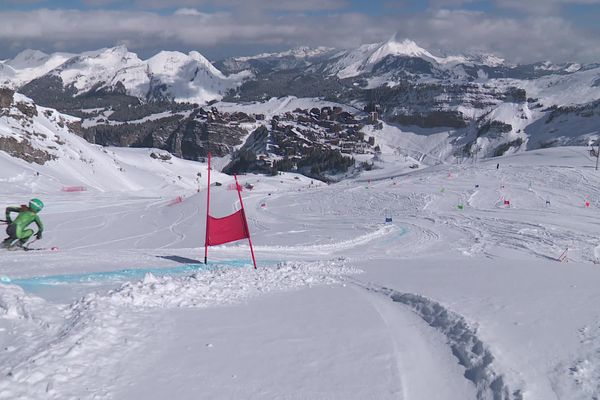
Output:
1,37,599,179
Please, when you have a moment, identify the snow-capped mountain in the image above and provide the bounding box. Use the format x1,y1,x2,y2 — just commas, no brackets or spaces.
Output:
2,46,247,105
2,38,599,171
216,46,336,75
324,38,499,79
53,46,143,94
143,50,246,103
321,37,594,86
0,49,74,88
234,46,334,62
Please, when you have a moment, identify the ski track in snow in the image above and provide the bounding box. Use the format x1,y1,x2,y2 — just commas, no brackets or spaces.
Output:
349,279,524,400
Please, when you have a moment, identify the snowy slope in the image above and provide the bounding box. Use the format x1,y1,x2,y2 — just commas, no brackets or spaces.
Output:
2,147,600,399
504,65,600,107
0,92,224,194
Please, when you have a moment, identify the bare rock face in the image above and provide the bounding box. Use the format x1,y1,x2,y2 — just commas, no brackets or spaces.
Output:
15,101,38,117
82,112,247,160
0,136,56,165
0,88,14,108
0,89,56,164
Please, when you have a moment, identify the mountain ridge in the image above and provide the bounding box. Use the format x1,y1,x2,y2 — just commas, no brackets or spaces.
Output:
0,39,599,178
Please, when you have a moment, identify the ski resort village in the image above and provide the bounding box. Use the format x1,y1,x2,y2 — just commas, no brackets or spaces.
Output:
1,1,600,399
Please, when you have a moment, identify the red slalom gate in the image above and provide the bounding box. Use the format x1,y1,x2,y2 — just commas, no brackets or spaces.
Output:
62,186,86,192
168,196,184,206
204,153,257,269
227,182,243,191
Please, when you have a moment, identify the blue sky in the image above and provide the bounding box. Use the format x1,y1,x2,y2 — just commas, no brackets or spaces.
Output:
0,0,598,62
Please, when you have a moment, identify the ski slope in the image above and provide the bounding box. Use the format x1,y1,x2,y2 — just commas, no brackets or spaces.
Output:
2,147,600,399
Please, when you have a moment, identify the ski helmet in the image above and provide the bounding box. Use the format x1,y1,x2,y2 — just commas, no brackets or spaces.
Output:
29,198,44,213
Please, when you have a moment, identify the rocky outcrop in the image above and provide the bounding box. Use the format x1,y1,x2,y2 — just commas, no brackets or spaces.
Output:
0,88,14,108
82,113,247,159
0,136,55,164
390,111,468,129
20,75,140,113
15,101,38,117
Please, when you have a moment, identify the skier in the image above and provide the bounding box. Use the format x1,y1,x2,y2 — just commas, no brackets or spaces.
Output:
2,199,44,249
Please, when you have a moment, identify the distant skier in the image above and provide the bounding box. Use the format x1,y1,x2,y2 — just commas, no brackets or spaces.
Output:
496,163,500,170
2,199,44,249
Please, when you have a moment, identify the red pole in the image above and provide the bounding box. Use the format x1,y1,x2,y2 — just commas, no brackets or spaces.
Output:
234,174,257,269
204,153,211,264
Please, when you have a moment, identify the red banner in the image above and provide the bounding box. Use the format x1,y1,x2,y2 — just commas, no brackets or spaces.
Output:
204,152,257,268
206,210,249,246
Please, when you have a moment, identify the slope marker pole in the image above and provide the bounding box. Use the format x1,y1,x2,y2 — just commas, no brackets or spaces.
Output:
235,174,257,269
204,152,212,264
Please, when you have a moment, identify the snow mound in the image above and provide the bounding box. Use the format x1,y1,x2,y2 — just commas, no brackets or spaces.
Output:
0,260,359,399
107,260,360,308
0,284,49,320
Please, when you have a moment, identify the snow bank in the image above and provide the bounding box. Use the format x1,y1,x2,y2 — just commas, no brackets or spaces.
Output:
107,260,360,308
0,260,359,399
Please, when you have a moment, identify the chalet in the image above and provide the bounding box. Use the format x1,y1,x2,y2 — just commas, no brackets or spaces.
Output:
320,107,332,121
364,102,382,113
368,111,379,124
338,111,356,124
297,115,314,124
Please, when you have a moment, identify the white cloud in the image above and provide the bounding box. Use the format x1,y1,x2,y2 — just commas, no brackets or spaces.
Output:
84,0,349,11
0,7,597,63
173,8,204,16
430,0,600,12
496,0,600,14
391,9,600,63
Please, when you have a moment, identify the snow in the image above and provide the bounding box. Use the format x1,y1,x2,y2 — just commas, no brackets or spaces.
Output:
3,95,600,398
365,39,439,66
0,35,598,398
142,50,246,104
233,46,334,62
214,96,360,118
0,46,247,105
0,50,74,88
499,65,600,107
330,37,500,79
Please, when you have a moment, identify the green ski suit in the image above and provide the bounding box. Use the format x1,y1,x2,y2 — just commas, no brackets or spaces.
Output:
4,206,44,244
